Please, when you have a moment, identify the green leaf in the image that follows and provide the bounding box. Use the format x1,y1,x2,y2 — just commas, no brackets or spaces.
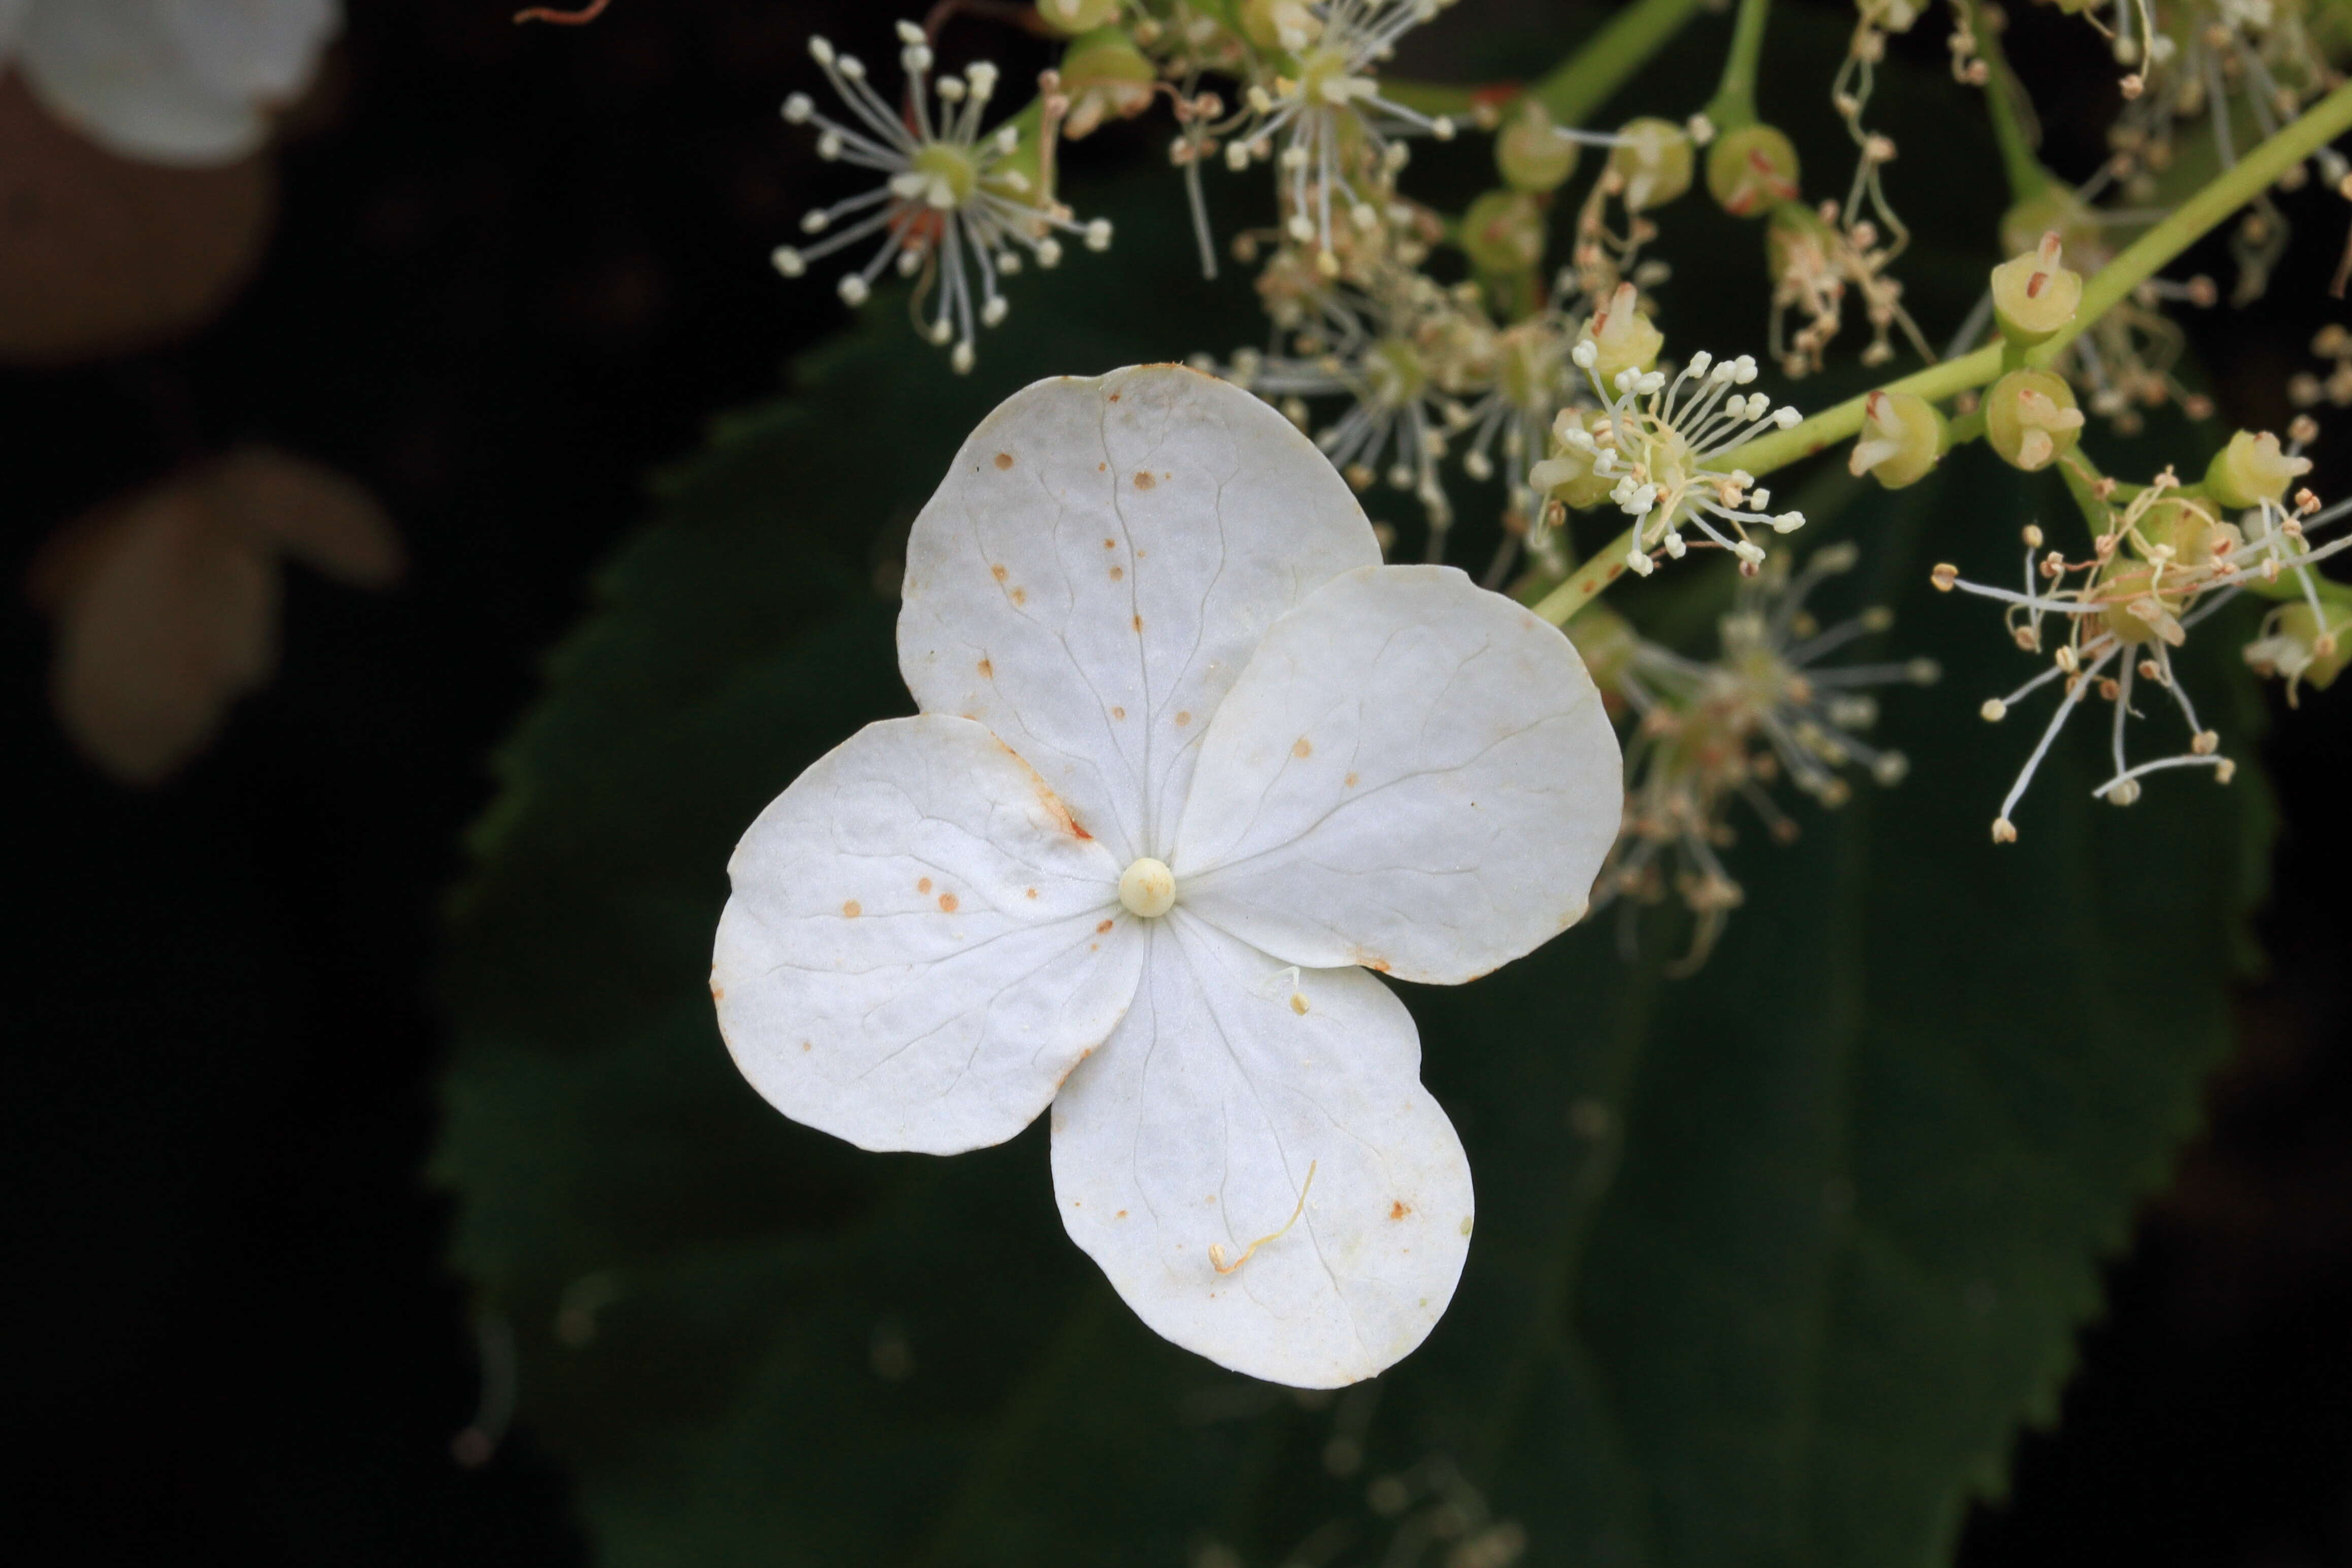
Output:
435,63,2270,1568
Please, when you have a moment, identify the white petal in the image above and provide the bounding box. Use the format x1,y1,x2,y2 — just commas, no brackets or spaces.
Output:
898,365,1380,865
1172,565,1621,985
157,0,338,105
714,714,1146,1155
19,0,267,163
1051,913,1473,1387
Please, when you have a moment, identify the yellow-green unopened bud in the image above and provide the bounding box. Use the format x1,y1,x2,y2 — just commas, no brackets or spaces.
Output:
1847,390,1946,488
1609,118,1694,212
1529,407,1617,510
1241,0,1320,50
1984,368,2084,471
1706,123,1801,218
2129,496,2233,569
1460,189,1546,275
1575,281,1663,383
2245,601,2348,702
1496,98,1578,192
1037,0,1121,33
1990,231,2083,344
1060,29,1155,139
2205,429,2313,508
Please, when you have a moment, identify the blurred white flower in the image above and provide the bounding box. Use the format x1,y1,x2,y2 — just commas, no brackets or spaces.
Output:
0,0,338,165
710,366,1621,1387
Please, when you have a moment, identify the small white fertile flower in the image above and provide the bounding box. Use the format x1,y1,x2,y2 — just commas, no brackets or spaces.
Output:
712,366,1622,1387
1233,1,1459,268
1538,323,1809,578
773,24,1111,372
0,0,339,165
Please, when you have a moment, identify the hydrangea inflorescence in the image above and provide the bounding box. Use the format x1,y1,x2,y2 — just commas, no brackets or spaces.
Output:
711,366,1621,1385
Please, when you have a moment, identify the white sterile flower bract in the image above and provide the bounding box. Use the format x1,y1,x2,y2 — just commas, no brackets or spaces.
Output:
0,0,338,166
712,365,1622,1387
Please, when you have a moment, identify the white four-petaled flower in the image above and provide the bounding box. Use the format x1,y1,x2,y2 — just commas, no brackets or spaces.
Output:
711,365,1621,1387
0,0,338,166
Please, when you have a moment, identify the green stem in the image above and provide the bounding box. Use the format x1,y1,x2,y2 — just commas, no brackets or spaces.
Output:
1702,0,1772,131
1960,0,2047,203
1531,76,2352,628
1381,0,1708,122
1535,0,1711,125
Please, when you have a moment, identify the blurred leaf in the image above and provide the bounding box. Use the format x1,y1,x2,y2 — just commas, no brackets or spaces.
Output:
29,448,400,783
0,76,272,366
435,57,2270,1568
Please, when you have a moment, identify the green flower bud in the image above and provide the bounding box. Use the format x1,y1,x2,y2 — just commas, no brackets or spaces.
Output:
1059,28,1156,139
1765,200,1834,280
2204,429,2313,508
1983,368,2084,471
1240,0,1320,51
1847,390,1946,488
1528,407,1617,511
2128,496,2233,569
1575,281,1663,383
1037,0,1122,33
2245,601,2348,702
1989,231,2083,344
1459,189,1546,275
1706,123,1801,218
1608,118,1694,213
1495,98,1579,193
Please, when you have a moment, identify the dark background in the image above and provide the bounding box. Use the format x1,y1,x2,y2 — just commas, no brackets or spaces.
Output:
6,1,2347,1561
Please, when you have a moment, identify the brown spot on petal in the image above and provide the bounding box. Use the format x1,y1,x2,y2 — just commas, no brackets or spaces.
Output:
1174,710,1191,726
1107,391,1121,402
1133,471,1155,491
1010,587,1027,606
991,564,1007,582
1025,887,1038,899
976,658,993,677
938,892,958,912
1103,538,1116,549
801,1040,813,1053
1096,919,1114,934
1292,737,1312,758
1111,706,1126,720
1345,772,1359,787
994,452,1014,470
1132,614,1143,633
917,878,932,894
1108,565,1123,581
842,900,861,918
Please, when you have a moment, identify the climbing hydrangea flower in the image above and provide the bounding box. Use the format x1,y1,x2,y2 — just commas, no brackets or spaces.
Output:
0,0,339,165
772,23,1112,373
710,365,1621,1387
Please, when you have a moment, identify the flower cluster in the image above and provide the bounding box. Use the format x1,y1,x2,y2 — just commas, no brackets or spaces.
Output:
1573,543,1935,969
1933,440,2346,840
